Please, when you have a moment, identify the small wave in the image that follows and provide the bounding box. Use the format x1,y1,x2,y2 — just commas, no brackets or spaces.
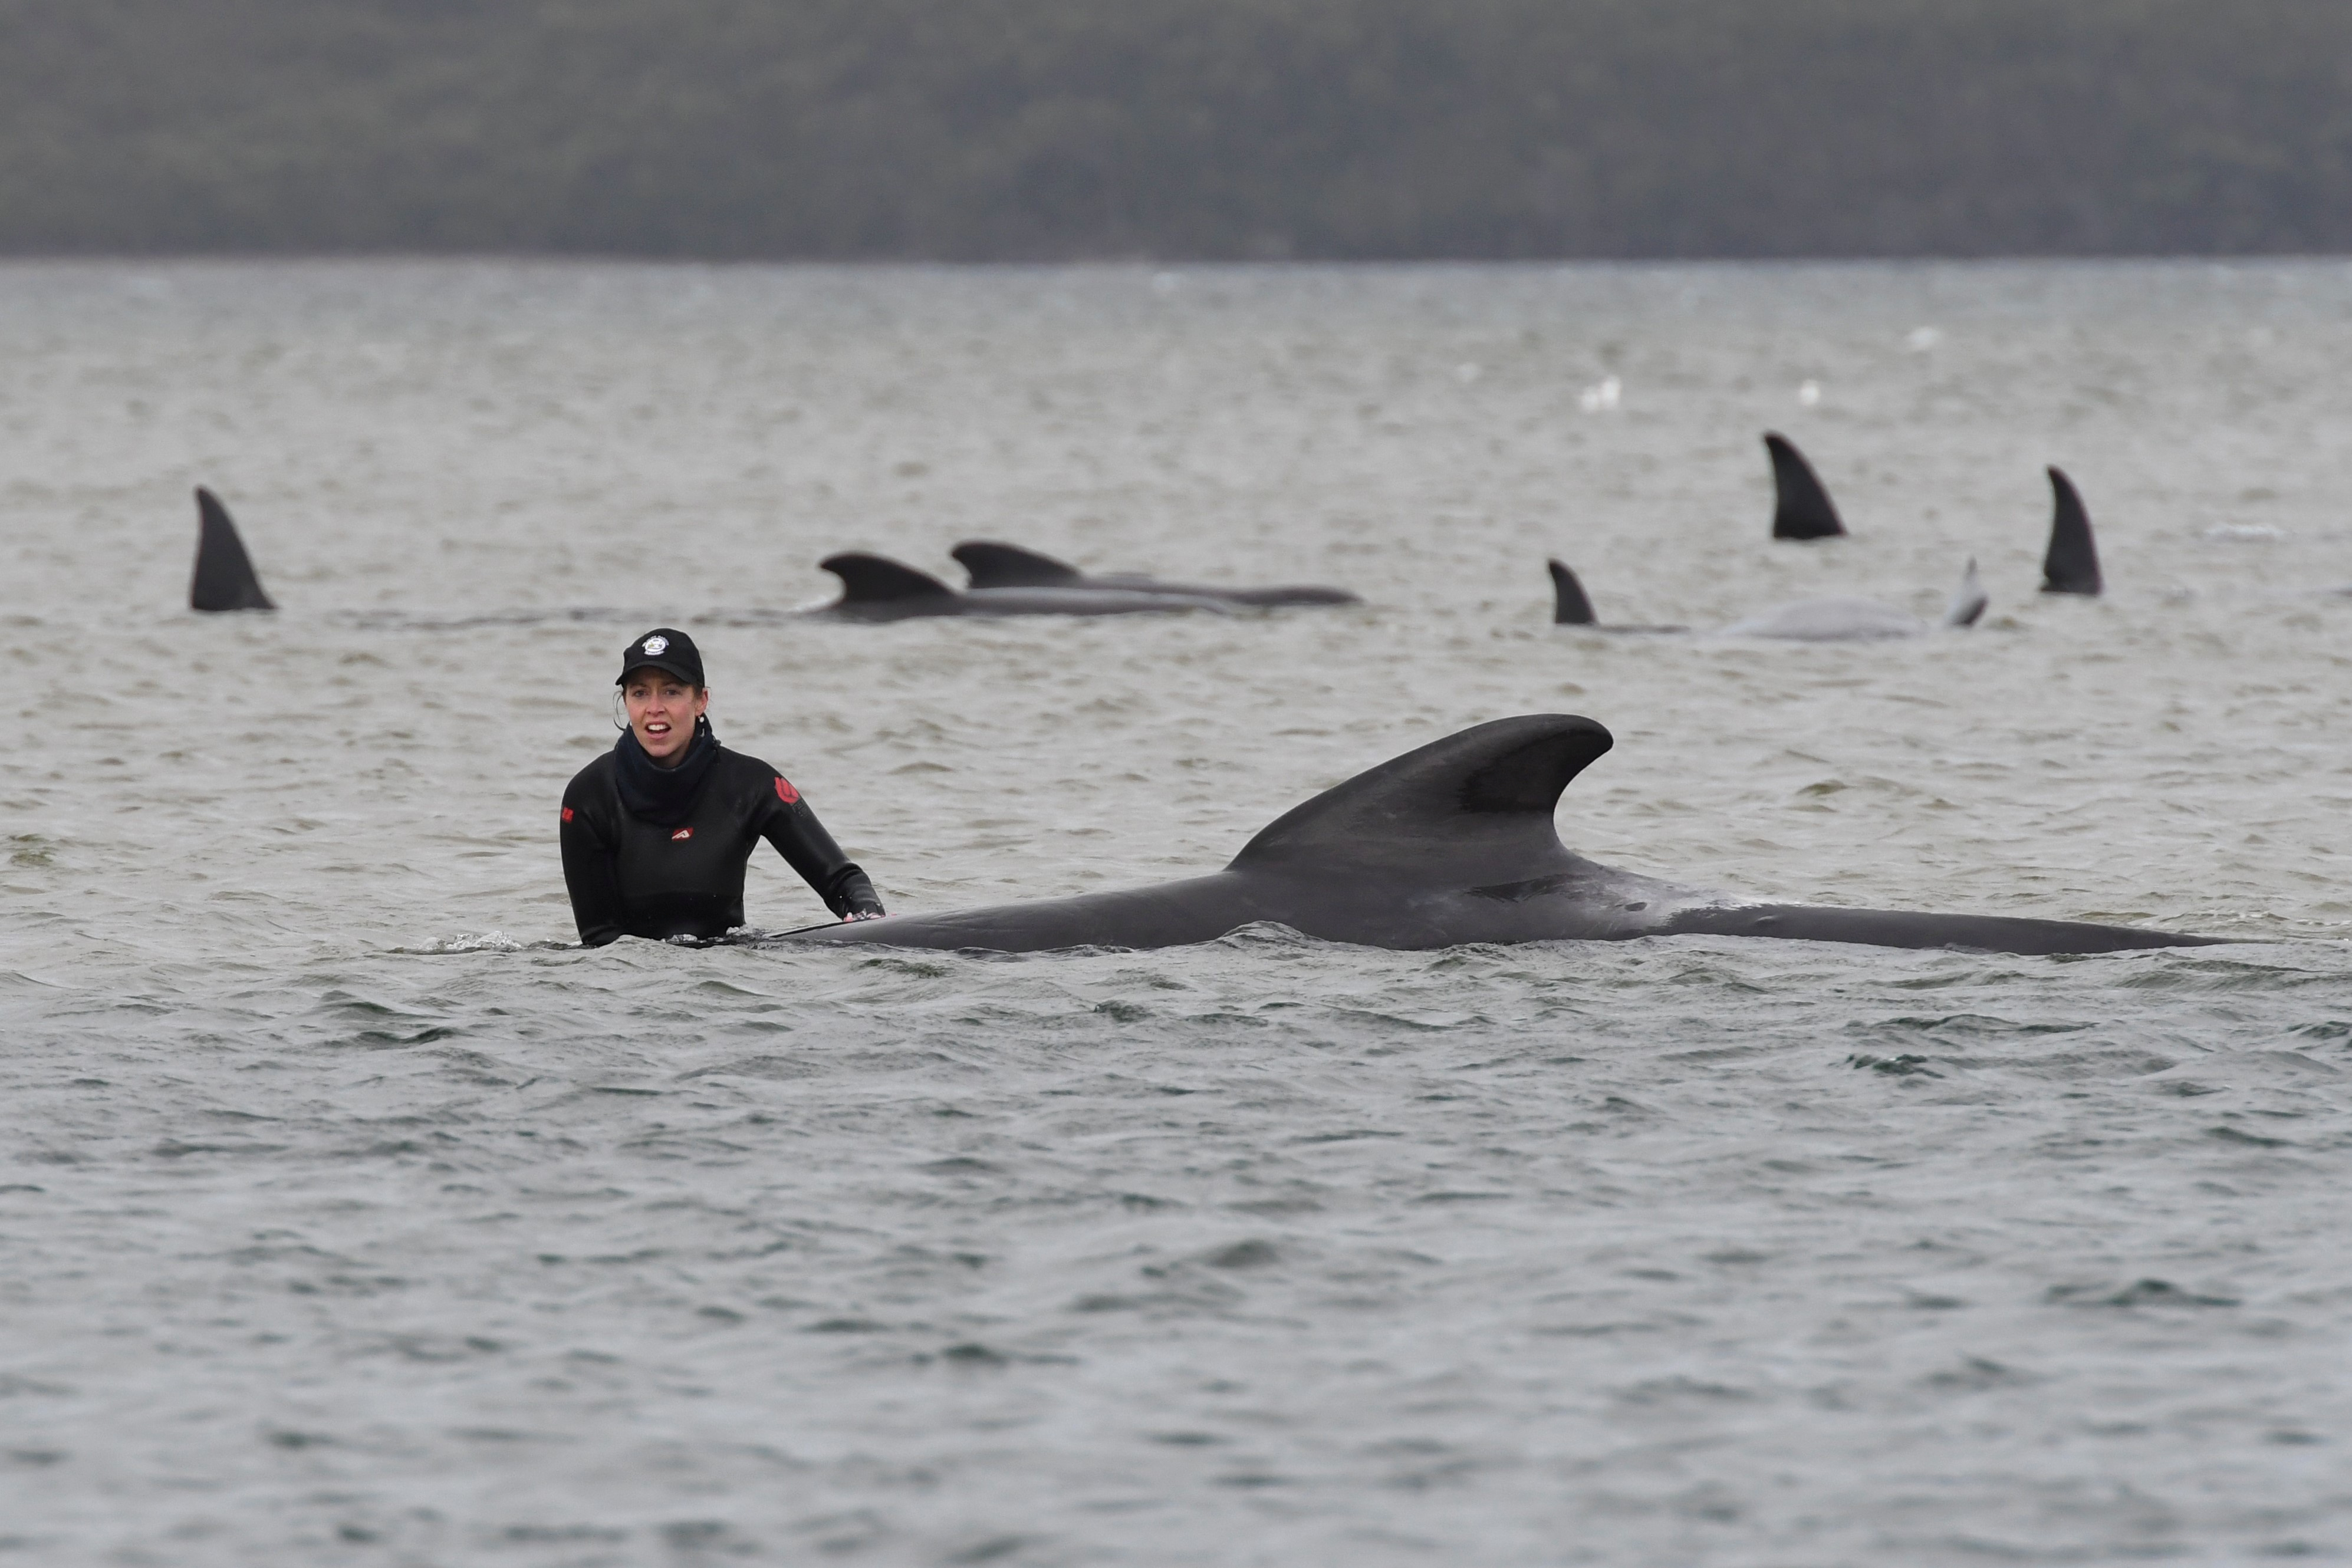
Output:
1210,921,1320,950
399,931,546,954
2047,1278,2239,1309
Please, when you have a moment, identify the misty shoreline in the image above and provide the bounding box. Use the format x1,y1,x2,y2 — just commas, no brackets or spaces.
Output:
6,0,2350,262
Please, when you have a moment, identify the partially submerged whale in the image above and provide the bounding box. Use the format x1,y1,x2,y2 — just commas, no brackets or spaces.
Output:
1547,561,1687,633
812,552,1230,621
1767,433,1847,540
1724,560,1986,640
2041,467,2103,595
1548,559,1986,641
190,487,275,612
791,716,2217,957
952,540,1360,607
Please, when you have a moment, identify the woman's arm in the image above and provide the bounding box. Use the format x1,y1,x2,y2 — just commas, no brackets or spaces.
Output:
758,775,886,920
559,796,630,946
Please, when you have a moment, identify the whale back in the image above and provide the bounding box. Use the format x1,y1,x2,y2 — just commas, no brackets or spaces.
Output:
1547,559,1597,625
1725,597,1923,641
190,487,275,612
821,552,959,604
952,541,1084,589
1106,575,1360,607
795,710,2219,957
1229,714,1612,885
1765,433,1846,539
2041,467,2103,595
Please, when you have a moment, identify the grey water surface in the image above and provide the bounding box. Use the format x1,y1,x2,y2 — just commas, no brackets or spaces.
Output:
3,261,2350,1565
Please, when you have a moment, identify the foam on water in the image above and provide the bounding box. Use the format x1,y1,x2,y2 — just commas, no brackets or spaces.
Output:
2,260,2349,1564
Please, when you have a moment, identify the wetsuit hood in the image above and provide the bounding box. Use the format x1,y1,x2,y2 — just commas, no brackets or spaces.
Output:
613,716,721,826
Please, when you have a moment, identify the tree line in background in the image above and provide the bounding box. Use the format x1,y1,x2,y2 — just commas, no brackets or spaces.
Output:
3,0,2350,259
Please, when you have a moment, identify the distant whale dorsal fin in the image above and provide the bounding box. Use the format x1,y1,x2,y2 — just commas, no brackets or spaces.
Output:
1943,558,1988,628
1765,433,1846,539
2041,467,2103,595
952,541,1084,589
1229,714,1613,883
1547,559,1597,625
190,487,275,612
821,552,958,602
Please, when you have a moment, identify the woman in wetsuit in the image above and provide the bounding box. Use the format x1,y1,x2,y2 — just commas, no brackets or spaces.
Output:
560,628,885,945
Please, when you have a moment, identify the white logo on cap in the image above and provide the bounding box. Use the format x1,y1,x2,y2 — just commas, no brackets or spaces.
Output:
642,636,669,655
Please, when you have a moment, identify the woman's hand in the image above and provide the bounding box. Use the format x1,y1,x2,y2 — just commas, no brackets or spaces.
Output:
841,910,887,923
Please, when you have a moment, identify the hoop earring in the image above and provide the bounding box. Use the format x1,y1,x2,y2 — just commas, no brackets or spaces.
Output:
611,691,628,733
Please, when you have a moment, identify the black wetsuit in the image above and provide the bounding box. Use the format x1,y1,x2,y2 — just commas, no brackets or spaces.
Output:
560,724,883,946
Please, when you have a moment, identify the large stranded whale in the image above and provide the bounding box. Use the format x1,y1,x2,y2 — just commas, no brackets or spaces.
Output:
792,716,2218,957
1550,559,1987,641
951,540,1361,607
190,487,275,612
811,552,1232,620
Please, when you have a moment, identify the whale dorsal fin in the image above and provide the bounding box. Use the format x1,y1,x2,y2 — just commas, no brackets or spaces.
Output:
1765,433,1846,540
952,541,1084,589
2041,467,2103,595
821,552,958,602
1229,714,1612,884
1943,558,1988,628
190,487,275,612
1547,559,1597,625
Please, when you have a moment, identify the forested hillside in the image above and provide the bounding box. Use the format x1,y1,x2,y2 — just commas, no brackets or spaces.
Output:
4,0,2349,258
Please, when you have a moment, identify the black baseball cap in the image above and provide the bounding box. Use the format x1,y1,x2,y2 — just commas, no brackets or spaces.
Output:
617,628,705,687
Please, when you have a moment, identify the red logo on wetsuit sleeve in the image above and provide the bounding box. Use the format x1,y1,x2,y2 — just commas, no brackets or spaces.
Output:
775,776,800,805
671,827,693,841
561,806,574,822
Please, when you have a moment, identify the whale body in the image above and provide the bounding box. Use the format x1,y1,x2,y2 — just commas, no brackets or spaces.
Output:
952,541,1360,607
791,716,2217,957
2041,467,2104,595
1722,597,1940,641
190,488,275,612
1547,561,1687,633
811,552,1231,621
1766,433,1847,540
1724,561,1986,640
1549,559,1985,642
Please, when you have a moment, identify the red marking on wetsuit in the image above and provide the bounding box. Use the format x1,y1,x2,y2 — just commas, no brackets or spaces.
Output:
671,826,693,841
774,776,800,805
561,806,574,823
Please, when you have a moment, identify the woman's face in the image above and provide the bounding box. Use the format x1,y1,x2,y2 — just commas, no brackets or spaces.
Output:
621,668,709,766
